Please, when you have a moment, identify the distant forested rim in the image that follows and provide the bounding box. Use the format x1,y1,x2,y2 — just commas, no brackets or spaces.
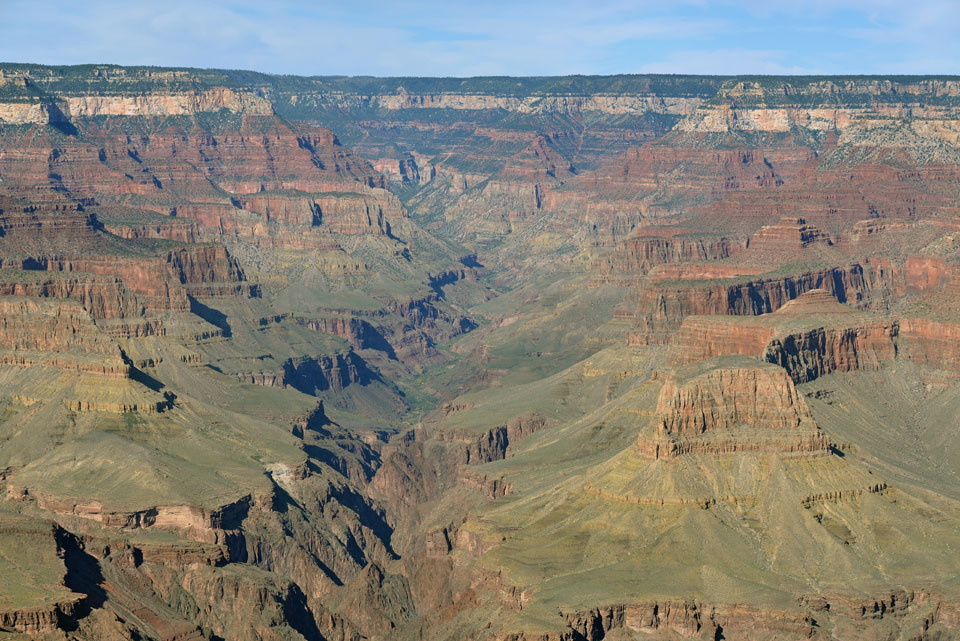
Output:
3,62,960,105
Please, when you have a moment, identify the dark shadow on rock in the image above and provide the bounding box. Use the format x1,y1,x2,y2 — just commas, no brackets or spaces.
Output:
356,322,398,361
460,254,484,268
129,366,165,392
189,296,232,337
282,584,326,641
47,102,78,136
57,528,107,631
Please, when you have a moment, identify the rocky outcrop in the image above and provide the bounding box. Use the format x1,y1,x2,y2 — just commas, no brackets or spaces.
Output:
165,245,245,286
457,469,513,499
899,318,960,372
0,208,101,240
374,153,435,186
547,586,960,641
238,351,380,395
0,87,275,124
103,218,200,243
0,601,81,636
0,296,129,376
678,78,960,135
668,316,777,365
440,412,549,465
669,290,960,382
764,323,899,383
0,297,115,354
637,361,830,458
11,491,251,552
593,228,746,285
0,115,385,208
540,144,813,238
62,87,275,118
235,189,405,236
296,316,396,358
627,262,896,345
0,205,252,318
0,272,143,320
746,216,833,254
283,89,706,117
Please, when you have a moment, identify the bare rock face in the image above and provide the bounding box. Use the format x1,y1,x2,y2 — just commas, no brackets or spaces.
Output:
438,412,549,465
539,144,808,238
626,263,879,345
679,78,960,135
592,228,746,285
668,289,960,382
667,289,891,373
770,287,853,314
0,273,141,321
61,86,275,118
637,359,830,458
899,318,960,371
654,365,813,433
0,296,128,375
668,316,777,365
746,216,832,254
559,600,816,641
233,189,404,237
764,323,900,383
238,351,380,394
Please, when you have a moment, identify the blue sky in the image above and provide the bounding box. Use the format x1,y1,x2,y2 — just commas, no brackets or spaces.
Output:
0,1,957,76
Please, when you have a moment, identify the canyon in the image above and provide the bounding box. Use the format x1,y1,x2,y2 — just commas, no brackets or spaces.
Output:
0,65,958,641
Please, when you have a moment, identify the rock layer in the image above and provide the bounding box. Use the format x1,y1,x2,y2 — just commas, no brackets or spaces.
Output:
637,360,830,458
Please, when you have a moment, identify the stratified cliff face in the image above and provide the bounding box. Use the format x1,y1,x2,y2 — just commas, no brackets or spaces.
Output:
1,65,960,641
679,78,960,134
636,360,831,458
625,262,877,345
666,289,960,386
592,228,747,285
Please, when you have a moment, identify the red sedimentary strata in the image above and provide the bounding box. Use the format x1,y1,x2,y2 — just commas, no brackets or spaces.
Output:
0,185,256,341
592,226,747,285
0,273,142,320
102,217,201,243
538,143,815,241
0,297,128,376
0,113,404,258
0,118,383,197
531,588,960,641
700,152,960,234
623,233,960,347
745,216,833,253
625,262,885,346
232,189,404,237
636,362,831,459
667,289,960,382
